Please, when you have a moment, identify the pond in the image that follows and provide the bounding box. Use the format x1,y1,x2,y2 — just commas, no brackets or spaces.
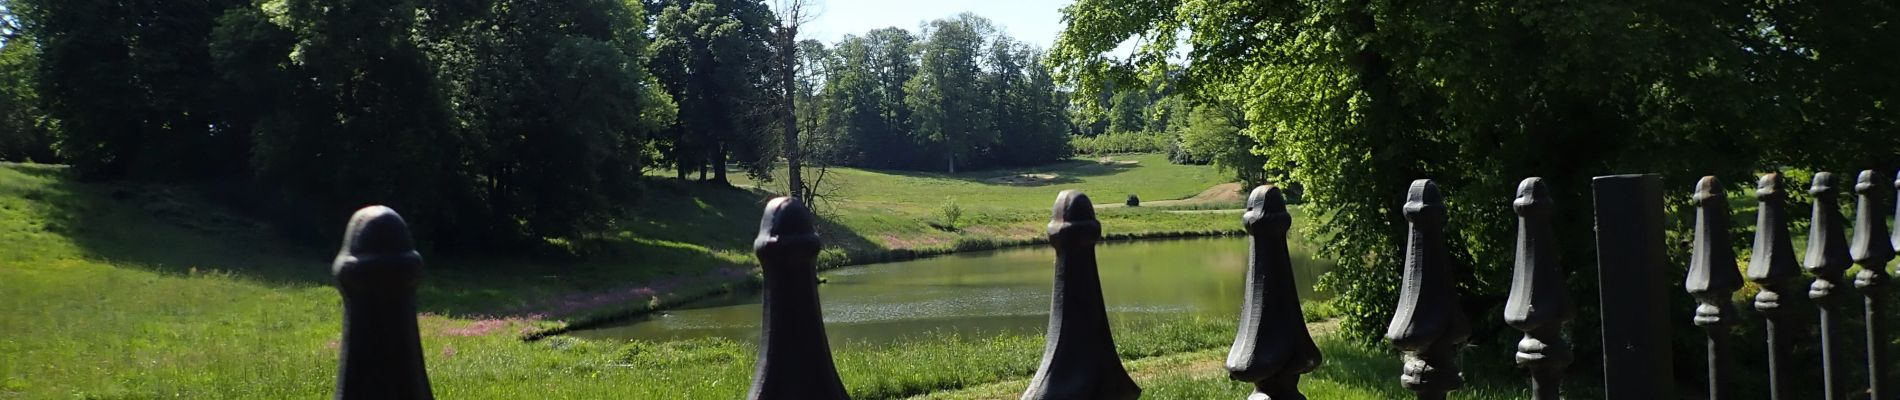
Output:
570,237,1334,346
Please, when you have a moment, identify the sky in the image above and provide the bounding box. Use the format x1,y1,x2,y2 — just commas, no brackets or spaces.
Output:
789,0,1075,50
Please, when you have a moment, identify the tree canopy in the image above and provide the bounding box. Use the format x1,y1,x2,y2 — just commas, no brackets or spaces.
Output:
1052,0,1899,341
0,1,1083,250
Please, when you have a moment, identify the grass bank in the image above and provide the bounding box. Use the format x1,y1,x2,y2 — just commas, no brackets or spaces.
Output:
0,154,1280,397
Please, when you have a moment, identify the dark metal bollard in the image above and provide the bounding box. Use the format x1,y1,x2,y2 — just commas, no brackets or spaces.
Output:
1747,173,1801,400
1853,170,1896,399
1591,174,1674,399
1504,178,1572,400
1385,180,1468,400
332,206,434,400
1805,173,1853,400
1022,190,1140,400
748,197,850,400
1688,176,1743,400
1226,185,1322,400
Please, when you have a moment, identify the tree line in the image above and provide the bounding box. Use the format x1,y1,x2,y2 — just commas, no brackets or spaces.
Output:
1054,0,1900,346
794,13,1072,174
0,0,1078,249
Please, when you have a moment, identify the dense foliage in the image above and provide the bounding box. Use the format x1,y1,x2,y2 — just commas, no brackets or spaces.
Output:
0,1,1081,248
1052,0,1899,345
815,14,1073,173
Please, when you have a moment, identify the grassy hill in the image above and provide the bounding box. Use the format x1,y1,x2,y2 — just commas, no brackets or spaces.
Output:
0,155,1554,398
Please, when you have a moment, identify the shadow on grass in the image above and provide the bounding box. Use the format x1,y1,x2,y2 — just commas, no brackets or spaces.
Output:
4,165,336,287
3,165,896,321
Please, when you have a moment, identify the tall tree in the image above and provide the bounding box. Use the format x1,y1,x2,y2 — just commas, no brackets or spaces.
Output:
452,0,672,241
650,0,777,185
906,13,995,173
15,0,250,179
771,0,819,201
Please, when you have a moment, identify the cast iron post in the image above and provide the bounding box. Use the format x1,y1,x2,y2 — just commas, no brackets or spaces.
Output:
1504,178,1573,400
747,197,850,400
1748,173,1801,400
1806,173,1853,400
332,206,434,400
1226,185,1322,399
1853,170,1896,399
1021,190,1140,400
1386,180,1468,400
1592,174,1675,399
1688,176,1742,400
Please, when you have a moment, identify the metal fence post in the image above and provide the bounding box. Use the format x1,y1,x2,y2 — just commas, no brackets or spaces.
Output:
1591,174,1674,399
1226,185,1322,400
1688,176,1742,400
1386,180,1468,400
1806,173,1854,400
1853,170,1896,399
747,197,850,400
1022,190,1140,400
1748,173,1802,400
332,206,434,400
1504,178,1573,400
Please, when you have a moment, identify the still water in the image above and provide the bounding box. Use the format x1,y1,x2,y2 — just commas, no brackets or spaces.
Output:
571,237,1333,346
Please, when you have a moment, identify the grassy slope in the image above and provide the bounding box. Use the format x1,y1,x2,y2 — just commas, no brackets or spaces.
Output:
736,154,1241,257
0,155,1267,398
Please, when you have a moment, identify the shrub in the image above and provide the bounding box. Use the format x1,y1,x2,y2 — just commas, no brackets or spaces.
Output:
937,198,963,230
1070,132,1174,155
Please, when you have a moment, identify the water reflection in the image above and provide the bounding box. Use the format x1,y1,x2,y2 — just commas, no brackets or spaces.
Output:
570,237,1333,346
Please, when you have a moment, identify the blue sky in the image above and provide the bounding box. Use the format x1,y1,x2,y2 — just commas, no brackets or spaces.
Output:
790,0,1074,49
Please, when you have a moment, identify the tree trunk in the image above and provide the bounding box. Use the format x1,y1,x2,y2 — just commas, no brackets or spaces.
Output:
780,28,805,201
713,141,730,185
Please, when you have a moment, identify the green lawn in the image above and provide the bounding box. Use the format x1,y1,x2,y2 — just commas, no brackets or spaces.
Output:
734,154,1242,258
0,156,1297,398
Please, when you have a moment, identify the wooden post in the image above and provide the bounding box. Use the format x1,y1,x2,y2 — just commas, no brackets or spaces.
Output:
1226,185,1322,400
1591,174,1674,399
1504,178,1573,400
748,197,849,400
1022,190,1140,400
1688,176,1743,400
1853,170,1896,399
1748,173,1801,400
1386,180,1468,400
332,206,433,400
1805,173,1853,400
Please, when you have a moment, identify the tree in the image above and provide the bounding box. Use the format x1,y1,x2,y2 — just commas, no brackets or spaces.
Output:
906,14,995,173
450,0,672,242
1051,0,1893,342
771,0,820,201
1176,99,1265,185
0,3,53,163
650,0,777,185
15,0,251,179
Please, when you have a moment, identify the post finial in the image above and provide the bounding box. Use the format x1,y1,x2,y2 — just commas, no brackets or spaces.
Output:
332,206,433,400
1748,172,1800,400
1024,190,1139,400
748,197,848,400
1806,173,1853,299
1853,170,1895,280
1505,177,1572,400
1228,185,1321,399
1387,179,1468,397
